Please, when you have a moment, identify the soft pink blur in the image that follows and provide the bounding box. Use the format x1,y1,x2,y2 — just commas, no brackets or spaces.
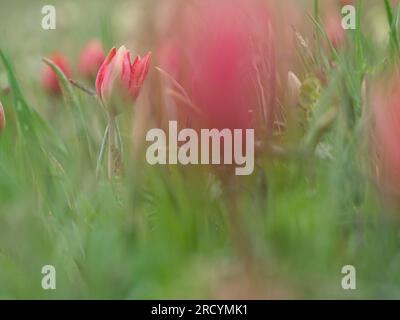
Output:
78,39,105,79
41,53,71,95
0,100,5,133
157,0,277,133
131,0,309,157
96,46,152,108
373,74,400,199
320,0,349,50
325,12,346,49
338,0,354,5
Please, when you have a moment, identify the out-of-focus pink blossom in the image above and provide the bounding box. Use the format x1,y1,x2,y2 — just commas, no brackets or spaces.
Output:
95,46,152,108
0,100,5,133
157,0,277,133
373,74,400,200
78,39,105,79
41,53,72,95
325,12,346,48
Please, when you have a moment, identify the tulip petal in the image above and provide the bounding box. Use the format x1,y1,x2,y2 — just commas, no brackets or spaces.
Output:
130,52,152,99
121,50,132,88
95,47,117,98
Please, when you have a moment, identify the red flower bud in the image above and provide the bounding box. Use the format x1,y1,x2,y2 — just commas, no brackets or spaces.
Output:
41,53,72,95
95,46,152,107
78,39,105,79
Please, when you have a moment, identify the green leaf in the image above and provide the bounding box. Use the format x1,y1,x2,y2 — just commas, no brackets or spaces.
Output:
42,58,80,109
384,0,400,53
42,57,94,160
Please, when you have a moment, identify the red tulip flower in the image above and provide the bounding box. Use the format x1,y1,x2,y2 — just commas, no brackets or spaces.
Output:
78,39,105,79
95,46,152,108
41,53,71,95
0,100,5,133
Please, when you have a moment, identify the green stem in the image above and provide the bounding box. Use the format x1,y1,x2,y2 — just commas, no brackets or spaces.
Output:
108,114,116,179
116,121,124,161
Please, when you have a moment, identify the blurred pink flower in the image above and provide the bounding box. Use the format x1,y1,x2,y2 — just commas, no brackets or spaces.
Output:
95,46,152,107
325,12,346,49
0,100,5,133
339,0,354,5
158,0,277,133
78,39,105,79
41,53,71,95
373,74,400,199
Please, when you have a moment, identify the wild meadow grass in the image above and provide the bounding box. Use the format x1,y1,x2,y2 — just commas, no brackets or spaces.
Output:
0,0,400,299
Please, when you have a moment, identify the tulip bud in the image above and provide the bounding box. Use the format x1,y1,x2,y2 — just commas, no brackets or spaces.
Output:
0,100,5,133
339,0,354,5
78,39,105,79
41,53,72,95
95,46,152,110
